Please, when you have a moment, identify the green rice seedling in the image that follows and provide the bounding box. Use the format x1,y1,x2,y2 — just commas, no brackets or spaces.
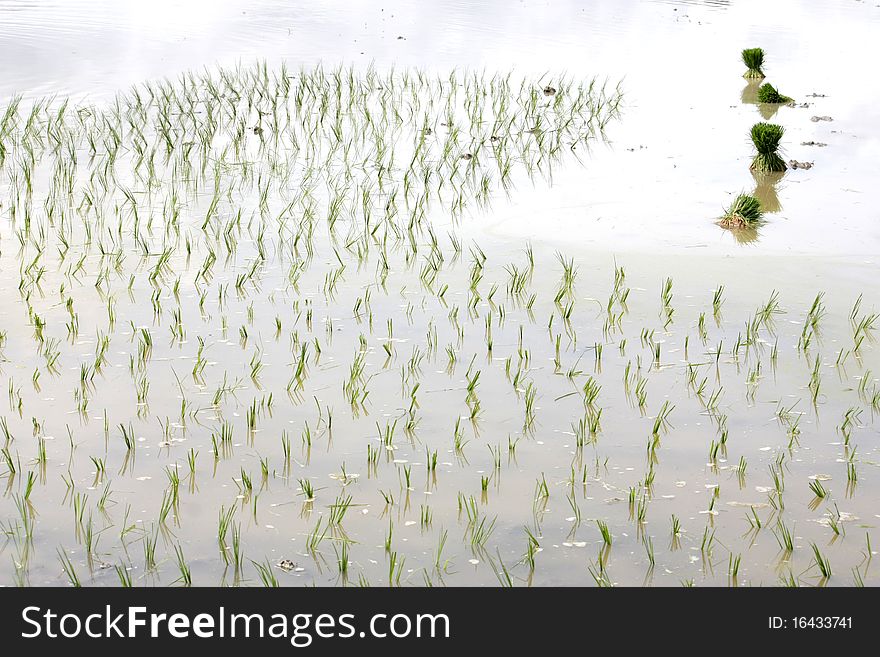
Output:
809,479,827,499
652,401,674,436
306,518,328,555
217,505,236,557
520,526,540,571
720,193,763,229
746,506,762,530
535,473,550,501
237,468,253,497
252,559,279,587
97,482,112,513
757,83,792,104
566,490,582,525
827,508,844,537
57,548,81,587
853,567,866,587
174,544,192,586
847,460,858,484
701,527,716,555
643,536,655,568
728,553,742,583
588,548,613,588
660,278,674,327
230,524,244,572
597,519,612,546
433,528,449,571
493,549,515,587
2,447,17,475
741,48,766,79
420,505,433,529
328,494,352,526
387,551,406,587
838,407,862,446
750,122,786,173
298,478,315,501
158,489,176,526
335,541,351,580
115,563,133,587
119,423,136,453
470,514,497,548
708,440,721,465
384,519,395,554
186,449,198,478
774,519,794,553
712,285,725,317
811,542,832,579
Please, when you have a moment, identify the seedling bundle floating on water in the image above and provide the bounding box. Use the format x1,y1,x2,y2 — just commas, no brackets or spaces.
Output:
750,122,787,173
757,82,793,104
742,48,765,79
720,193,763,229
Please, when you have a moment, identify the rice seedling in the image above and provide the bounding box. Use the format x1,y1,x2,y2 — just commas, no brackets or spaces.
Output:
809,479,827,499
746,506,762,530
298,478,316,501
57,548,81,587
827,507,844,537
741,48,766,79
719,193,763,229
757,83,793,105
115,563,133,587
749,123,787,173
252,559,280,587
853,567,866,587
774,519,794,554
811,543,832,579
470,514,497,548
173,544,192,586
671,515,682,539
701,527,716,556
328,494,352,526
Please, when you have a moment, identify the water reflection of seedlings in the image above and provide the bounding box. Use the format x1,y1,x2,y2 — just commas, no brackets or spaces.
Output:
741,79,760,104
757,102,781,121
752,170,783,213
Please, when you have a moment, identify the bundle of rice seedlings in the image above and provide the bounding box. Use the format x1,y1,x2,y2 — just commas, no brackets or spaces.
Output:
757,83,793,104
750,122,787,173
742,48,765,79
719,193,763,229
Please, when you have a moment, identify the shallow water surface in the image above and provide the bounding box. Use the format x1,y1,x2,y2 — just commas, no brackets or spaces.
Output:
0,1,879,588
3,0,879,255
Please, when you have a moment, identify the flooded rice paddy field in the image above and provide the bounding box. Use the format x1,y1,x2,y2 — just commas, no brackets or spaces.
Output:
1,0,880,587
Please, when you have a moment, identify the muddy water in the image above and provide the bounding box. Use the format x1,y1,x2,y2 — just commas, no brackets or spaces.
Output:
1,1,879,587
